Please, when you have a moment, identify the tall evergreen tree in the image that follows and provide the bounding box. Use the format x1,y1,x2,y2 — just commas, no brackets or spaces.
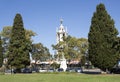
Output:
8,14,30,72
0,37,3,67
88,3,119,71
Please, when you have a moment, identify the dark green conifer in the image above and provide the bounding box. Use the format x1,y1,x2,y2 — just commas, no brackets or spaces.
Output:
0,37,3,67
8,14,30,72
88,3,119,71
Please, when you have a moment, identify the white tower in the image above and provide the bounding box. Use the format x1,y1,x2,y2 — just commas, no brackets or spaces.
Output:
56,19,68,71
56,19,68,44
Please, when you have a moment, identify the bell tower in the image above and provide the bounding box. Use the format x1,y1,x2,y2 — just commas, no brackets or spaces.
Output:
56,19,68,44
56,19,68,71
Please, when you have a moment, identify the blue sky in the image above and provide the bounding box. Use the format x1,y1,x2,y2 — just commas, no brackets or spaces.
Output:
0,0,120,54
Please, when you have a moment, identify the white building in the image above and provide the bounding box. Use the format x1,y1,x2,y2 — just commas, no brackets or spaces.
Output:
56,19,68,44
56,19,68,71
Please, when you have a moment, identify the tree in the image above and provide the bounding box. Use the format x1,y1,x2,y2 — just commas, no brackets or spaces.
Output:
0,26,36,44
0,26,12,58
50,62,60,70
0,26,36,57
31,43,50,71
8,13,30,72
88,3,119,71
52,35,88,61
0,37,3,67
32,43,50,62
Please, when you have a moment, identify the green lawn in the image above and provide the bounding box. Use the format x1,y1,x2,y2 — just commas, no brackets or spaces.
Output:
0,73,120,82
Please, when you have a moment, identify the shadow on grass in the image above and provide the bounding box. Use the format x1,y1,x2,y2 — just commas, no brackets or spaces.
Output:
82,71,101,74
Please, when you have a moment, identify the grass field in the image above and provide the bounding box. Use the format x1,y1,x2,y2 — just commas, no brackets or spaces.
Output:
0,73,120,82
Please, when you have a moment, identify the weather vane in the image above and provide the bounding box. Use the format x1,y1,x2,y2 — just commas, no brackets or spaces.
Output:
60,18,63,24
